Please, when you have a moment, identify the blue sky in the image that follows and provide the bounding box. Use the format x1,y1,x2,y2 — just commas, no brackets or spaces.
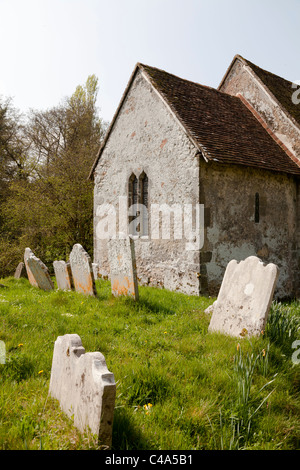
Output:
0,0,299,122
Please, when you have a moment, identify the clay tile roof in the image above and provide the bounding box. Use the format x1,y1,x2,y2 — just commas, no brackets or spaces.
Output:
241,57,300,128
139,63,300,176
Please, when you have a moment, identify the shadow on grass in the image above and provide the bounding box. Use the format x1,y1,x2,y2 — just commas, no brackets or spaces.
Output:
111,407,153,450
136,297,177,316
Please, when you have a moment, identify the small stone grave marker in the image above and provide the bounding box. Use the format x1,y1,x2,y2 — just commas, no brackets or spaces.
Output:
24,248,54,291
53,260,73,291
24,248,39,287
69,244,96,296
107,236,139,300
14,262,27,279
208,256,279,337
92,263,99,280
0,340,5,364
49,334,116,449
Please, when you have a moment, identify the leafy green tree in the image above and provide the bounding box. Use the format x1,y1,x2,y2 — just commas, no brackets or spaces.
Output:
0,76,108,276
0,97,30,276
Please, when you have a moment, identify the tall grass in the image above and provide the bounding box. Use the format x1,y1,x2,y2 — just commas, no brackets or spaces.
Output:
266,301,300,353
0,277,299,450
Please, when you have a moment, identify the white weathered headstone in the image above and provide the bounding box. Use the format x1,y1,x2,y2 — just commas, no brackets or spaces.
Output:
69,244,96,296
49,334,116,448
108,236,139,300
24,248,54,291
208,256,279,337
53,260,73,291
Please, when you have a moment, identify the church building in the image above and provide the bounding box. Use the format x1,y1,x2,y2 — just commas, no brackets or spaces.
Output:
89,55,300,299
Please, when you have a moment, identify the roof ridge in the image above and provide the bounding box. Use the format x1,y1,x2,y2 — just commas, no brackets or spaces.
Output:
139,62,300,175
138,63,238,100
242,57,295,87
89,61,300,179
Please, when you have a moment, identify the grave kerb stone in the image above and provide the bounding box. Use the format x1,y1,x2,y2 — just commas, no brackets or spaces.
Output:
49,334,116,448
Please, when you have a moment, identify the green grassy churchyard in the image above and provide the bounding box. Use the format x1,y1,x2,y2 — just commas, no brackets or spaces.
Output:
0,276,299,450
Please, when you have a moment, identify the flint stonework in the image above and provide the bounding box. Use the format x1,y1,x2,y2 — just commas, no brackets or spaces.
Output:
49,334,116,448
108,236,139,300
24,248,54,291
69,244,97,296
53,260,73,291
208,256,279,337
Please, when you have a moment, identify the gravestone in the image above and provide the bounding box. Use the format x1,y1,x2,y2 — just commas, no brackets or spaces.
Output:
14,262,27,279
69,244,96,296
0,340,5,364
208,256,279,337
49,334,116,449
24,248,54,291
92,263,99,280
24,248,39,287
53,260,73,291
107,236,139,300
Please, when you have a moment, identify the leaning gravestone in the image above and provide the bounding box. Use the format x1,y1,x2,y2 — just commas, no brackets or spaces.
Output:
107,236,139,300
14,262,27,279
24,248,38,287
24,248,54,291
53,260,73,291
69,244,97,296
49,334,116,449
208,256,279,337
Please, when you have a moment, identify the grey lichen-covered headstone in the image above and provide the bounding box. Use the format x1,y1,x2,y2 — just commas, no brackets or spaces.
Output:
53,260,73,291
14,262,27,279
108,236,139,300
69,244,97,296
49,334,116,449
24,248,54,291
208,256,279,337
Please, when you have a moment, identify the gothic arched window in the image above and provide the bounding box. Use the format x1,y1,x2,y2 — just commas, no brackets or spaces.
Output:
128,172,149,236
139,172,149,236
128,174,139,235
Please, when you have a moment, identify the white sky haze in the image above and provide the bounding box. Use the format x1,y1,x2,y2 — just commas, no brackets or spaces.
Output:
0,0,299,123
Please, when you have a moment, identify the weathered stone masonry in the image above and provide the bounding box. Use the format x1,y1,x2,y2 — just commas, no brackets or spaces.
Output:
200,161,299,299
93,69,201,295
219,56,300,162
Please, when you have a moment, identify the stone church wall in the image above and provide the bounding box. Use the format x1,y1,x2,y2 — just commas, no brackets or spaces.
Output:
93,69,201,295
200,160,299,299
